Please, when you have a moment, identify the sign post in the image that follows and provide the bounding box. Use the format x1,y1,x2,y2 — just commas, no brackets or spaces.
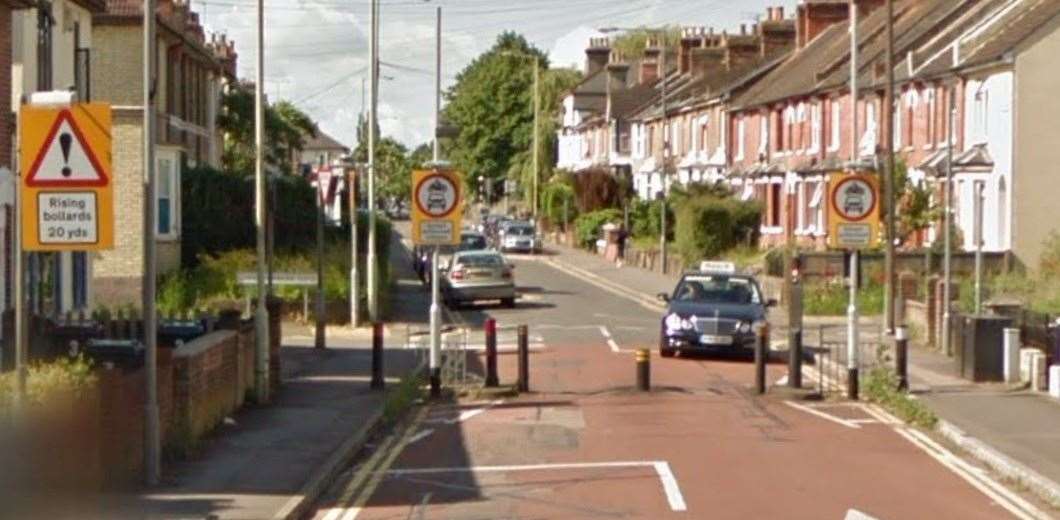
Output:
412,168,462,398
16,101,113,416
828,172,880,400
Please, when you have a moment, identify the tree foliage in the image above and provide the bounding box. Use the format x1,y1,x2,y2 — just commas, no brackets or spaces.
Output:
352,121,412,204
216,83,318,176
444,32,581,200
609,26,683,60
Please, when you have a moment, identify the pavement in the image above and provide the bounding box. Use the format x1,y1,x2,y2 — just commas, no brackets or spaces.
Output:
303,233,1051,520
66,230,428,520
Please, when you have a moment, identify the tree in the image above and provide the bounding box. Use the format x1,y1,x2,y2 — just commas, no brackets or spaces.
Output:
352,136,411,205
610,26,683,59
409,143,433,169
444,32,551,195
216,83,319,176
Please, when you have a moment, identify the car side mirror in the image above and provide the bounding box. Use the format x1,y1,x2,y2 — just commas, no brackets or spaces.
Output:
765,298,778,308
657,292,670,303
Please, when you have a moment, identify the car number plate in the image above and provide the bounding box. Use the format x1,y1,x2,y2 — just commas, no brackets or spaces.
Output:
700,334,733,345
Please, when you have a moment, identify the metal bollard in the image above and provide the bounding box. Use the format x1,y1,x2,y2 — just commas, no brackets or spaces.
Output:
788,328,802,389
636,348,651,391
517,325,529,392
755,325,767,395
371,322,385,390
485,318,499,388
895,325,909,391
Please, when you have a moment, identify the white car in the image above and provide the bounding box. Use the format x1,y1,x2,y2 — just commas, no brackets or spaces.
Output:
500,223,539,253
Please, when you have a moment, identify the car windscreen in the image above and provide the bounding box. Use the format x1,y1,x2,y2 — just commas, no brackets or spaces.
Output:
672,276,761,304
456,254,504,268
459,235,488,250
508,226,534,236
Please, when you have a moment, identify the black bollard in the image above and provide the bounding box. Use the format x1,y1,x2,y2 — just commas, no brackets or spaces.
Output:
517,325,529,392
896,325,909,391
485,318,499,388
371,322,385,390
636,348,651,391
755,324,768,395
789,329,803,389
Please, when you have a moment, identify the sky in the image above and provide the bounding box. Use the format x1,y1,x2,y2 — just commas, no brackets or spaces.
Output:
198,0,798,150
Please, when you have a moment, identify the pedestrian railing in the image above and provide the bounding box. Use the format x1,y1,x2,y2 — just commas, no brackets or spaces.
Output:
811,324,886,398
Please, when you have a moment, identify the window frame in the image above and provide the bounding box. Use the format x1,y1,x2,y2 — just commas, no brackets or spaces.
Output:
155,150,181,241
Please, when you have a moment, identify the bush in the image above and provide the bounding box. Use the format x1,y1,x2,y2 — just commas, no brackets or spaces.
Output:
803,280,884,316
672,196,760,264
628,199,671,241
0,356,96,409
541,180,577,227
182,166,327,267
573,168,629,212
573,209,622,249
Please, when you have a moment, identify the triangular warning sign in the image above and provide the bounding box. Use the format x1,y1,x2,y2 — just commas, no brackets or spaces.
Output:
25,109,108,188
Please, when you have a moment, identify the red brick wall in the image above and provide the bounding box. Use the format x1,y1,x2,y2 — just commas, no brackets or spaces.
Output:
0,6,12,168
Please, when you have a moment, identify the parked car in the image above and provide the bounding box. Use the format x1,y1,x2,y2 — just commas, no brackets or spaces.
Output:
442,250,516,308
499,222,540,253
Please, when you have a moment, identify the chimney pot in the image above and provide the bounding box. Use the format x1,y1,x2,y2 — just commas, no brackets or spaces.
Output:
776,6,784,20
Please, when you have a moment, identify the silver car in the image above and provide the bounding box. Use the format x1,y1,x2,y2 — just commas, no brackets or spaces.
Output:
500,223,539,253
442,251,516,308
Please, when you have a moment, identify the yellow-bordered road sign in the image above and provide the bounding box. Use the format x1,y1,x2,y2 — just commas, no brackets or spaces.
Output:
827,172,880,250
411,168,462,246
20,103,113,251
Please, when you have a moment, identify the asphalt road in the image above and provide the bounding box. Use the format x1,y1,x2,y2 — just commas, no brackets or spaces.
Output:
307,243,1036,519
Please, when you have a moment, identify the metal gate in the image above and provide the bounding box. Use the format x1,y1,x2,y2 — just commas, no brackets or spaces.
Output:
404,325,480,388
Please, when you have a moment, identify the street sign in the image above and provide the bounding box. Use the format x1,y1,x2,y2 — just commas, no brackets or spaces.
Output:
411,168,462,245
827,172,880,250
20,103,113,251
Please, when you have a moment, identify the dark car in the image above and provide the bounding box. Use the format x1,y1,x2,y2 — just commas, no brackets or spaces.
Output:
656,264,776,358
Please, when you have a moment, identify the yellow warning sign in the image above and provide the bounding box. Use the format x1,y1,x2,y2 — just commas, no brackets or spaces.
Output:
20,103,114,251
411,168,462,246
827,172,880,250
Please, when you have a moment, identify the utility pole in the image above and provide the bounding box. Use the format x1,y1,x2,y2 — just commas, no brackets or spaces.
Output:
143,0,161,485
847,0,860,400
942,86,955,355
253,0,270,403
315,165,326,349
350,166,359,328
429,4,443,398
659,39,669,274
532,55,539,218
367,0,379,322
883,0,896,334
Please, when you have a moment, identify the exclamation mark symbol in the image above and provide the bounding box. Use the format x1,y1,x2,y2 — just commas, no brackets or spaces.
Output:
59,133,73,177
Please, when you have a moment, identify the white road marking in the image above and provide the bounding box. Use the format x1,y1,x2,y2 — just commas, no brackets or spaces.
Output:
407,429,435,445
598,326,612,339
844,509,879,520
607,339,622,353
426,400,504,425
320,507,344,520
383,460,687,512
775,375,789,386
598,325,632,353
339,507,361,520
652,461,688,512
861,405,1051,520
783,401,861,429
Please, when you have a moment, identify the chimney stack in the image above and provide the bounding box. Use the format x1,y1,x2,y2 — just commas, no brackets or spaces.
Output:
585,37,611,76
679,27,706,75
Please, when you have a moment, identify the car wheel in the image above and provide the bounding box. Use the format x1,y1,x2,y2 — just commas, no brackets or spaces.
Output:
502,297,516,308
659,330,676,358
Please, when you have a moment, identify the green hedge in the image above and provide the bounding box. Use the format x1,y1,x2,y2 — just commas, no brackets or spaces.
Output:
673,196,760,264
573,208,622,249
628,199,672,241
182,166,337,267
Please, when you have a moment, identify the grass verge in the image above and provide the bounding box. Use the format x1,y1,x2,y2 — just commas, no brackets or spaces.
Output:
864,366,938,429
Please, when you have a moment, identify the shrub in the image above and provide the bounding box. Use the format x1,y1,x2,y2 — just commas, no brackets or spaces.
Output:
628,199,671,241
672,195,760,264
573,209,622,249
541,180,577,227
0,356,96,409
573,168,629,212
803,280,884,316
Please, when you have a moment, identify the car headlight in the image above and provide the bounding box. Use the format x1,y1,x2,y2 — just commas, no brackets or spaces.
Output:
664,313,683,332
738,321,751,334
